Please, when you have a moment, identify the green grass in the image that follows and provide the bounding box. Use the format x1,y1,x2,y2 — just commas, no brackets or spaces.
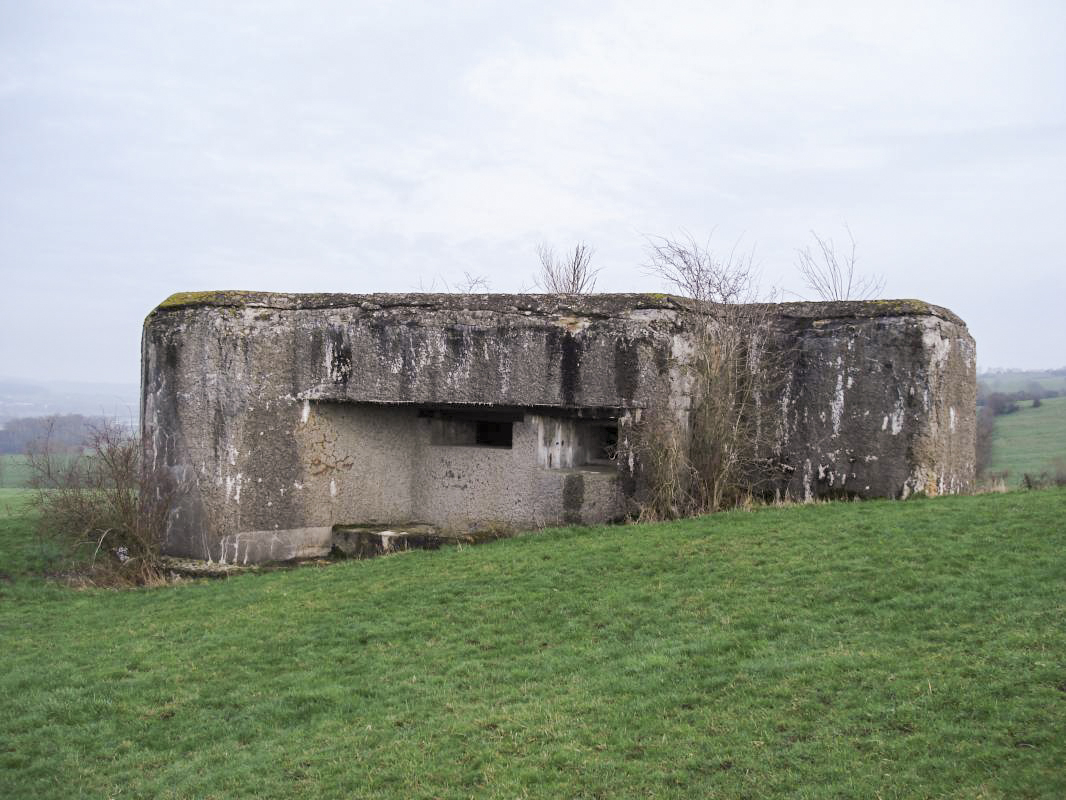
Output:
2,490,1065,798
987,395,1066,487
0,454,34,488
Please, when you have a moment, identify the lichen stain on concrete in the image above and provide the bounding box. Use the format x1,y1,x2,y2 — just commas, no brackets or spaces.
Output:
563,473,585,524
559,335,582,406
327,328,353,385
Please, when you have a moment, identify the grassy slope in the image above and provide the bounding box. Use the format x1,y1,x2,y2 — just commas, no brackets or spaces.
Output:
1,490,1064,799
988,395,1066,486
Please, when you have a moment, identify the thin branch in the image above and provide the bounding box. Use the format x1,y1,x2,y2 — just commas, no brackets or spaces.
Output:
454,271,491,293
534,242,600,295
795,226,884,301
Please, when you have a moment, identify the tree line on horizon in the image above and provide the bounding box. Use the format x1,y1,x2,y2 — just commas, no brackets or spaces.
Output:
0,414,117,455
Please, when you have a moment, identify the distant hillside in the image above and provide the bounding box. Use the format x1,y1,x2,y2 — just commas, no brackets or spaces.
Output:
0,377,138,426
987,395,1066,486
978,368,1066,395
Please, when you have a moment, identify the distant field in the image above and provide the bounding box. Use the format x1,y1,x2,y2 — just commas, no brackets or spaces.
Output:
0,454,33,489
2,489,1064,798
0,453,85,489
987,395,1066,486
979,369,1066,394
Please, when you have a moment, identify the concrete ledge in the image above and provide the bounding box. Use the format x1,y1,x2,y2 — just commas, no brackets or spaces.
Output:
215,527,333,565
332,524,507,558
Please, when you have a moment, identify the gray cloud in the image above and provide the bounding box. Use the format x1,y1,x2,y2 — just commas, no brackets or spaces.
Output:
2,0,1064,382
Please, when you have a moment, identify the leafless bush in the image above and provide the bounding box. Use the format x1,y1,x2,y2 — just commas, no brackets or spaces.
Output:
636,233,785,518
27,419,176,586
795,226,884,301
1020,458,1066,490
629,407,690,519
644,233,756,304
534,242,600,295
415,271,490,293
454,271,490,293
979,470,1010,493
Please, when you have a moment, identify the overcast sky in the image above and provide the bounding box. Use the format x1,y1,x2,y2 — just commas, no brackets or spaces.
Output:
2,0,1064,384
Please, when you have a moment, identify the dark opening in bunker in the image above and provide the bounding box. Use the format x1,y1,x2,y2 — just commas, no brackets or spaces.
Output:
475,420,513,448
587,423,618,464
420,406,521,449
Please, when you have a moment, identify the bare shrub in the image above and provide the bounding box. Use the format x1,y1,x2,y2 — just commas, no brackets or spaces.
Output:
415,271,490,293
1021,458,1066,491
976,470,1009,494
636,233,785,518
1021,472,1043,491
534,242,600,295
27,419,176,586
453,271,490,293
795,226,884,301
629,407,691,519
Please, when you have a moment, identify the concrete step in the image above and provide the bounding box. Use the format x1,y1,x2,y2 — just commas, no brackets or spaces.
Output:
331,524,505,558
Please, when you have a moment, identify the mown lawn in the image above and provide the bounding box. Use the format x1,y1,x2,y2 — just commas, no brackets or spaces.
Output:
988,396,1066,486
1,489,1064,798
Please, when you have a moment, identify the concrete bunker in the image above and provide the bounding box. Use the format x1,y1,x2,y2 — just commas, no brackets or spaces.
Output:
142,292,977,564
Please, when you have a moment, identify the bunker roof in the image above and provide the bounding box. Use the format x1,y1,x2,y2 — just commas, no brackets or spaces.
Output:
151,291,965,326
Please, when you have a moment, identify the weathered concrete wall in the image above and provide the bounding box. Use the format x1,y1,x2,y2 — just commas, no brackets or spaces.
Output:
141,293,679,561
773,303,976,500
142,292,975,563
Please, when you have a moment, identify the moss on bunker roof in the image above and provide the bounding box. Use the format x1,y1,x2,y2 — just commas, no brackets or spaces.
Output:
154,291,691,316
153,290,962,324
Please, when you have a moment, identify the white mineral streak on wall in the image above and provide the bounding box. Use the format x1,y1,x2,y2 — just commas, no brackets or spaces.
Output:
622,409,637,473
214,527,334,564
301,399,310,424
536,417,577,469
831,369,845,435
882,395,906,435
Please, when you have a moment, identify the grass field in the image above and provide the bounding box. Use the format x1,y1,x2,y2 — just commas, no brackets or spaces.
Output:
0,454,33,488
987,396,1066,487
1,489,1064,798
